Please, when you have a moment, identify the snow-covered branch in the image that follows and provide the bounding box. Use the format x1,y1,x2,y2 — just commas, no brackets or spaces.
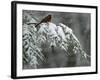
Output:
23,21,90,68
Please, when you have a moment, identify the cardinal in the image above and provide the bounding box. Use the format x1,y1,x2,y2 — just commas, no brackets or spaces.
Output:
35,15,52,28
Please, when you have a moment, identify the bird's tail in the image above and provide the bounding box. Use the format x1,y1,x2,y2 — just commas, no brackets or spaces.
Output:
35,22,41,27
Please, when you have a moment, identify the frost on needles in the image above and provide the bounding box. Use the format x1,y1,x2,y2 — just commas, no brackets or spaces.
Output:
23,20,90,69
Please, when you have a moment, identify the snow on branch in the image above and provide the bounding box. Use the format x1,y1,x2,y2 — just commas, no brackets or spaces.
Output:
23,21,90,68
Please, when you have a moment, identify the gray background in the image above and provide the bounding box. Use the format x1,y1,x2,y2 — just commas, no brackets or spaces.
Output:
23,10,91,68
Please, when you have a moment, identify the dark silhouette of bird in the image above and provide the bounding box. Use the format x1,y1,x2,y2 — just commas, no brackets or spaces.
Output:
35,15,52,28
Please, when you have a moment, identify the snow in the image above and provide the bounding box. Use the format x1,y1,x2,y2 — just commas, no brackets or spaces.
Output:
38,22,66,41
56,26,66,41
39,22,58,37
23,22,90,68
59,23,72,34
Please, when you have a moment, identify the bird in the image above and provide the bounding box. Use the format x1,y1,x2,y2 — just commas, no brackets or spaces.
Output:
35,15,52,28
